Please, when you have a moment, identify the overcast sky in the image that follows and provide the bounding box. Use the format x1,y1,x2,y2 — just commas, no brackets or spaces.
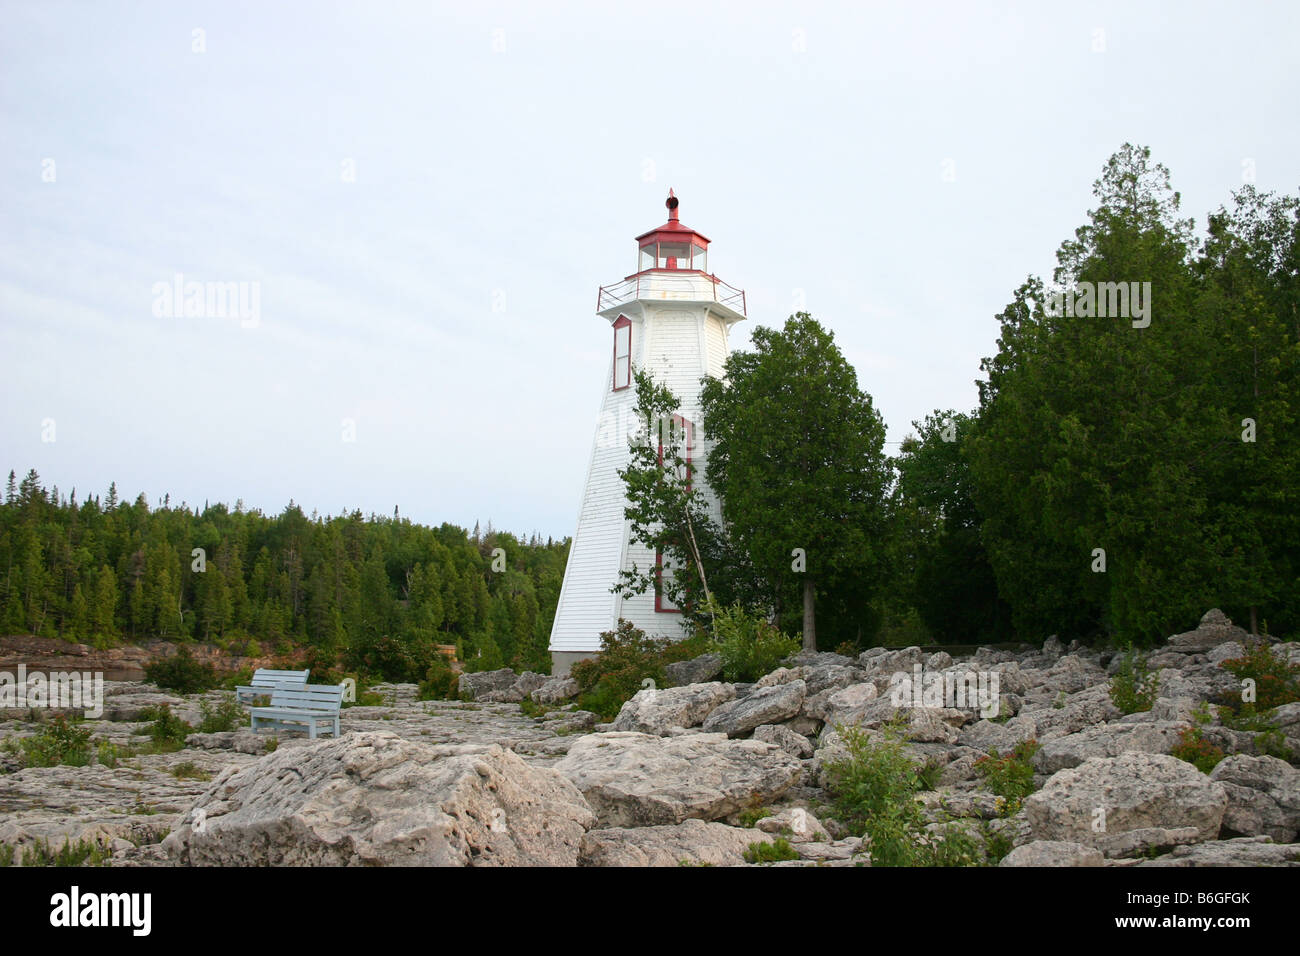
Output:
2,1,1296,540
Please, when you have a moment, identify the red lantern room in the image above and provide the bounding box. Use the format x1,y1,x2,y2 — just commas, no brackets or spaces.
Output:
634,189,709,274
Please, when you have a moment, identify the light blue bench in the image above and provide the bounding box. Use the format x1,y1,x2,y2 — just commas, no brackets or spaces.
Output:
235,668,310,705
249,684,343,739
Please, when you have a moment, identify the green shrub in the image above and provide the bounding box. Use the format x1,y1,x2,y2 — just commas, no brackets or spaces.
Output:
744,837,799,863
417,657,461,701
346,632,439,683
20,837,110,867
571,620,708,720
1109,647,1158,714
1220,643,1300,711
1170,725,1225,774
197,695,245,733
145,704,192,749
711,603,800,682
144,647,218,694
169,761,212,781
96,740,122,768
736,807,772,828
973,739,1041,815
0,844,13,867
19,715,92,768
822,724,932,866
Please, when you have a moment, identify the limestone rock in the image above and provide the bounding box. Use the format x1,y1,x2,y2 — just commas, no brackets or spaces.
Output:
555,732,803,828
458,668,517,701
701,680,806,737
1000,840,1104,867
1166,609,1251,653
1210,754,1300,843
578,819,773,867
530,676,580,705
1137,836,1300,867
1033,721,1189,773
753,723,814,759
163,731,595,866
611,682,735,735
1025,753,1228,846
664,653,723,687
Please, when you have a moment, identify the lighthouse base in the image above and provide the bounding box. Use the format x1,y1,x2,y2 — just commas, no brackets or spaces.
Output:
549,650,598,678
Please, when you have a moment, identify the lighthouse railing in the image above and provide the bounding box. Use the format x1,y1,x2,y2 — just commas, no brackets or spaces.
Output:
598,273,746,316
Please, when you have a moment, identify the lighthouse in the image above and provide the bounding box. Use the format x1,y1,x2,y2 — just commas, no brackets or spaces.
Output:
549,191,747,674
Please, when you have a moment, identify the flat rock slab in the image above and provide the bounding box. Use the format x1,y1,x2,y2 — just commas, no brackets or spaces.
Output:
579,819,773,867
163,731,595,866
555,732,803,828
701,680,806,737
612,682,735,735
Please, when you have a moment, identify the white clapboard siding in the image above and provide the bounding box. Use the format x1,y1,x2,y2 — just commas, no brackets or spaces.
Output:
550,291,740,655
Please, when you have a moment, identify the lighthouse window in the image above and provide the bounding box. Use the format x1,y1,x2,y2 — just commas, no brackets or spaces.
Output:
658,241,691,269
639,243,656,272
655,549,681,613
613,316,632,391
691,243,707,272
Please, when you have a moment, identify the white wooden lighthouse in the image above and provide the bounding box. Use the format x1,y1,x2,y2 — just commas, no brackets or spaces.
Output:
549,191,747,673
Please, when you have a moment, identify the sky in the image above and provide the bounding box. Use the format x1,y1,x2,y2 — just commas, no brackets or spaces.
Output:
1,0,1297,540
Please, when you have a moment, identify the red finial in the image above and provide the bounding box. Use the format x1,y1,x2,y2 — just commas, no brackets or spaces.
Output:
666,188,679,221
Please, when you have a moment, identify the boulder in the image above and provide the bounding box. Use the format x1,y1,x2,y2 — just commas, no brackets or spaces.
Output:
664,653,723,687
1024,753,1228,847
752,723,814,759
579,819,774,867
163,731,595,866
1210,754,1300,843
480,671,549,703
1032,721,1190,773
1166,609,1251,653
1000,840,1103,867
804,682,878,726
611,682,735,735
754,806,826,842
458,668,517,700
530,675,580,705
702,680,806,737
554,732,803,827
1137,836,1300,867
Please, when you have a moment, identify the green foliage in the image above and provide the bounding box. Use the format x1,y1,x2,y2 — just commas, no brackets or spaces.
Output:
0,844,13,867
1109,648,1159,714
20,837,111,867
710,603,800,682
417,656,461,701
973,739,1041,814
744,837,799,863
571,619,707,720
736,807,772,828
144,647,217,694
822,724,932,866
169,761,212,781
1220,642,1300,710
1171,725,1226,774
18,715,92,767
700,314,890,651
196,695,246,733
145,704,192,747
96,740,121,768
0,472,568,675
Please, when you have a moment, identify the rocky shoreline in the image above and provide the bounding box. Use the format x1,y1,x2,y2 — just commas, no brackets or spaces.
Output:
1,609,1297,867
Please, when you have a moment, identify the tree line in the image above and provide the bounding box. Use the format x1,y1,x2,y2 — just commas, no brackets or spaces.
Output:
620,144,1298,648
0,471,567,679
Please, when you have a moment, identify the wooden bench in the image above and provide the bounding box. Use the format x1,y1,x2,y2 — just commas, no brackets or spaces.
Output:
235,669,310,705
249,684,343,739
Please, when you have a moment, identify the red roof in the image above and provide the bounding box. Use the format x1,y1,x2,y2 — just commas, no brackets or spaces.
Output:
635,189,710,247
